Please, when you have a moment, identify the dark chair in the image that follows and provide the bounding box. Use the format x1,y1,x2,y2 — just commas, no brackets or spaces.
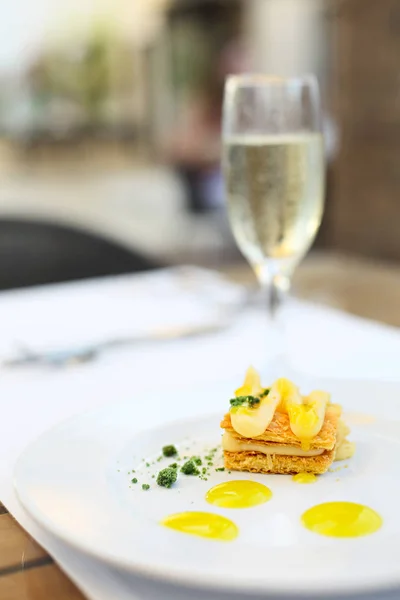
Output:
0,218,162,290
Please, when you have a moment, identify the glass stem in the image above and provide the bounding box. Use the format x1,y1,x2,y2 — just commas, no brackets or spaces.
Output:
256,263,291,377
257,265,290,321
268,273,284,321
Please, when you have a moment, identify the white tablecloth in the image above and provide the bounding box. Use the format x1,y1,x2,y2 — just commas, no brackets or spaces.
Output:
1,268,400,600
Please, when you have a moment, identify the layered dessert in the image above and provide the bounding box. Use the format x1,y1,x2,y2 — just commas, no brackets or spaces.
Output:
220,367,354,475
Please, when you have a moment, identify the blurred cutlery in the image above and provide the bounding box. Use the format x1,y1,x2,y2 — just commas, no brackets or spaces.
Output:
2,319,233,368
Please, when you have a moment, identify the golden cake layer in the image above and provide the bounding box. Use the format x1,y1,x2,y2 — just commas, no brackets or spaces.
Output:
220,407,340,475
220,406,339,451
223,448,336,475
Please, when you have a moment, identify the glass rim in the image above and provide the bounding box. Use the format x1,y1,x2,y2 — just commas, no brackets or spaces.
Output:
225,73,318,88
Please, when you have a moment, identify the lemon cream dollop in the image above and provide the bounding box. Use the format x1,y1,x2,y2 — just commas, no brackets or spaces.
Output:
229,368,331,449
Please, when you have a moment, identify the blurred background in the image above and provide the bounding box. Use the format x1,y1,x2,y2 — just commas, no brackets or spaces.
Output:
1,0,400,325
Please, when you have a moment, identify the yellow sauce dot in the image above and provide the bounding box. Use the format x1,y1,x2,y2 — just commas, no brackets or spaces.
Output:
302,502,382,538
343,412,376,426
161,511,238,541
205,480,272,509
292,473,317,484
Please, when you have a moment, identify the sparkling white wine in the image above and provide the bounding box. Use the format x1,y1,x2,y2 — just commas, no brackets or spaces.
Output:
223,133,324,270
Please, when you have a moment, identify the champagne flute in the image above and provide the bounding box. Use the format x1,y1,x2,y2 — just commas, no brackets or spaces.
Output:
222,74,325,375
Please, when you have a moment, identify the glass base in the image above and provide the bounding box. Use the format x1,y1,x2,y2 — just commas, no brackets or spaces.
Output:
261,353,315,391
261,352,294,382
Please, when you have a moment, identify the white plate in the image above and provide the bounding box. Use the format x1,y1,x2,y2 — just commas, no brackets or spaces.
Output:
14,379,400,597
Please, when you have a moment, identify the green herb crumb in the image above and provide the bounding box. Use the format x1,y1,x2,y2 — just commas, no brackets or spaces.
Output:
162,445,178,457
181,460,200,476
145,462,150,467
157,467,178,488
142,484,150,491
169,463,178,469
230,395,261,408
215,467,225,472
131,478,138,484
191,456,202,466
